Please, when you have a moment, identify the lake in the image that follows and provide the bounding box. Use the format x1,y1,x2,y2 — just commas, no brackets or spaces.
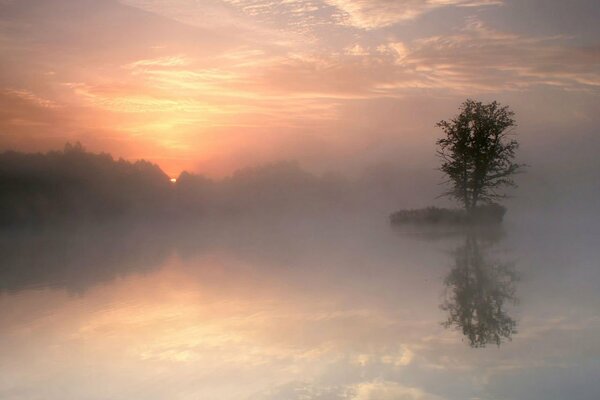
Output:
1,211,598,400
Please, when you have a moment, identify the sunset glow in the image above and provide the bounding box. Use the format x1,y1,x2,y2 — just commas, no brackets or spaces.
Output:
2,3,600,399
1,0,598,177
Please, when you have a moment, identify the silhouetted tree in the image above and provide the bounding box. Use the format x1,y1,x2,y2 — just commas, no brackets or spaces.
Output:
441,235,518,347
436,99,523,211
0,143,172,224
0,147,350,225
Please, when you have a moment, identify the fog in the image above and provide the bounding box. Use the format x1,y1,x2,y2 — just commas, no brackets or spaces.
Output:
1,195,598,399
0,143,599,399
1,1,599,399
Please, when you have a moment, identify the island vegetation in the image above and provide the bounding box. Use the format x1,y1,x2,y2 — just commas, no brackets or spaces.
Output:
390,99,524,226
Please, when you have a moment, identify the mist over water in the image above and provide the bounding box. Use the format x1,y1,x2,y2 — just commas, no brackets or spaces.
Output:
0,135,598,400
1,0,599,398
0,199,598,400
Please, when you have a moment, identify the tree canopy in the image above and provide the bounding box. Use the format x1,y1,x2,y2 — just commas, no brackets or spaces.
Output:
436,99,523,211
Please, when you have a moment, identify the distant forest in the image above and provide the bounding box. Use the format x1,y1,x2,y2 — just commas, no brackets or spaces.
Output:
0,143,351,225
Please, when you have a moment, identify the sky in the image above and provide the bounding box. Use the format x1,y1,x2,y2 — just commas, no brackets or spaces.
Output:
0,0,599,177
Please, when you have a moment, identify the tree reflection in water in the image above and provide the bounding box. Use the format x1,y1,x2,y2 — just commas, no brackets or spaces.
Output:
441,234,518,347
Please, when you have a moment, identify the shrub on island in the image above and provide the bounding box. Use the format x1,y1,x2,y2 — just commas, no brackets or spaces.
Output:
390,204,506,226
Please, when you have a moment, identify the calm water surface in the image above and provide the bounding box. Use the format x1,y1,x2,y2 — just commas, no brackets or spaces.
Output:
1,213,599,400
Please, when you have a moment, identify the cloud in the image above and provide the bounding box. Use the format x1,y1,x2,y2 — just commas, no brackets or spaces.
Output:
2,89,59,109
221,0,344,33
123,0,342,39
401,18,600,91
125,55,192,69
325,0,503,29
125,0,501,33
254,19,600,96
1,0,599,177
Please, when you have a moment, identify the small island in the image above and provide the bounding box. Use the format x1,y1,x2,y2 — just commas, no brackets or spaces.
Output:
390,99,524,227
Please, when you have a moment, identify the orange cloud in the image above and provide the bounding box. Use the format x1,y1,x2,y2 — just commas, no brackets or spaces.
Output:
1,0,599,177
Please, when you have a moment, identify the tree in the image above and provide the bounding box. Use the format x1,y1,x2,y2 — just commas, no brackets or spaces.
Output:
436,99,523,212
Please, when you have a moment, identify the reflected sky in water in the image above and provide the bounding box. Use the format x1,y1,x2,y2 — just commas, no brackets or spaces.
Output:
0,214,599,400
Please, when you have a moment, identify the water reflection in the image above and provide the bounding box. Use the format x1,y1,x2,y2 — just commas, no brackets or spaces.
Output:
0,223,174,293
2,217,599,400
441,233,519,347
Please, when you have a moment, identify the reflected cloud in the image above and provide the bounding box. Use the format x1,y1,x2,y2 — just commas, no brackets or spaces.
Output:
1,216,599,399
251,379,446,400
350,380,445,400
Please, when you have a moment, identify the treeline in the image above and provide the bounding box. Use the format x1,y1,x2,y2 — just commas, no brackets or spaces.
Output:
175,163,347,216
0,144,348,225
0,143,171,225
